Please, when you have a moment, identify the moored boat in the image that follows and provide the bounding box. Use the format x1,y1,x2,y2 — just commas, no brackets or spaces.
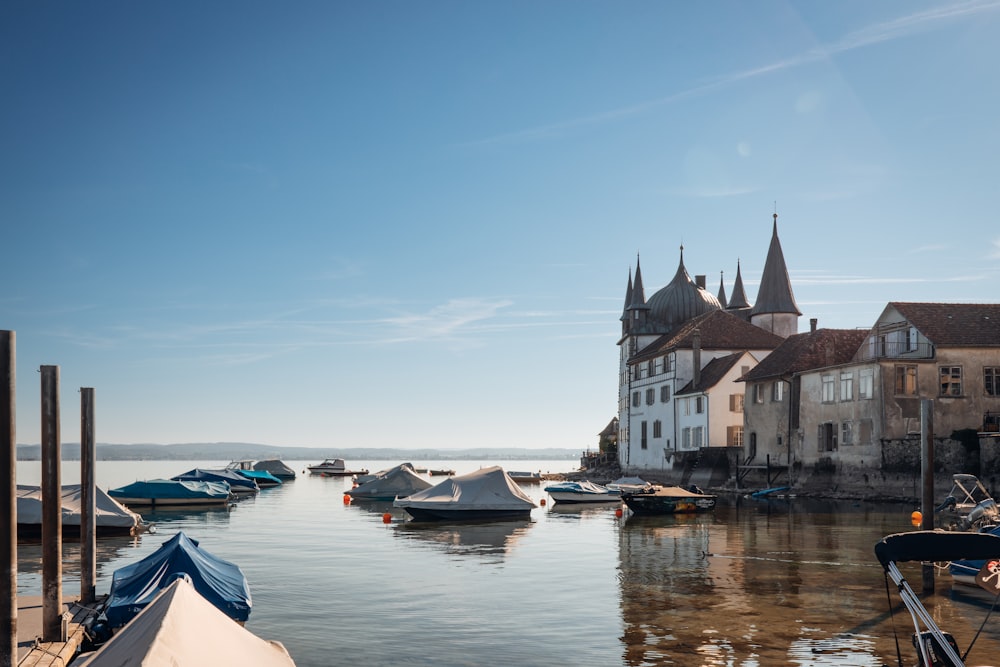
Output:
307,458,369,477
394,466,536,521
935,473,999,531
252,458,297,480
172,468,260,496
108,479,232,507
103,531,253,630
507,470,543,484
621,485,716,515
16,484,148,537
346,463,432,501
226,460,284,487
544,480,621,504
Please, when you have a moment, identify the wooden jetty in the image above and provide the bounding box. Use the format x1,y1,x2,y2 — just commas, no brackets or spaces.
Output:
17,595,103,666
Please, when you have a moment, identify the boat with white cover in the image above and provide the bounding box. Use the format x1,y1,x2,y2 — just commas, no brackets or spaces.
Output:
544,480,621,504
393,466,536,521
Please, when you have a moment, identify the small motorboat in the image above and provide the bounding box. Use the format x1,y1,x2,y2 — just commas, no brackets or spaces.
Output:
544,480,621,504
948,523,1000,588
620,485,716,515
935,473,999,531
394,466,536,521
252,458,297,480
108,479,233,507
307,458,369,477
428,468,456,476
876,530,1000,666
16,484,149,537
103,531,252,630
507,471,543,484
226,460,283,487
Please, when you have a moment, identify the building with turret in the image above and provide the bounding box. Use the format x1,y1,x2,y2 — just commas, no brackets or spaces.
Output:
616,214,799,480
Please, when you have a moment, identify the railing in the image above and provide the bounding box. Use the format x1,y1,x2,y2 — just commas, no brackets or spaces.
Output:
855,340,935,361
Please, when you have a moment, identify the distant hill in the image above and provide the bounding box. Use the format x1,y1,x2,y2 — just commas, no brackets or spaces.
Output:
15,442,582,462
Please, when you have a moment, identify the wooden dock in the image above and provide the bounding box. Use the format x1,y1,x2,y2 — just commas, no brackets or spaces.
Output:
16,595,103,666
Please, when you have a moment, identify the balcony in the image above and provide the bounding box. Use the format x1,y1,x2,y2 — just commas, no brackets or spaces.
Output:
856,339,935,362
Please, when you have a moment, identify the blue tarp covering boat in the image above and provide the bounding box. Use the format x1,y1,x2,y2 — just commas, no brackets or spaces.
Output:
172,468,260,495
105,531,252,629
108,479,232,506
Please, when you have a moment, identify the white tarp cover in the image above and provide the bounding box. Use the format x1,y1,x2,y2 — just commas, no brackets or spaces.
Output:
72,578,296,667
394,466,536,511
347,463,432,499
17,484,142,529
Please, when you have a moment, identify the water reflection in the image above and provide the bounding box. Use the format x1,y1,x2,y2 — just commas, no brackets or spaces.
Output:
546,503,622,521
616,501,1000,666
393,520,533,560
141,504,233,531
16,534,142,595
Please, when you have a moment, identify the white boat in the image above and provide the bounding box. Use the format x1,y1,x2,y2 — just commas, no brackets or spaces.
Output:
544,480,621,504
17,484,148,537
394,466,536,521
346,463,432,501
307,458,369,477
607,476,654,493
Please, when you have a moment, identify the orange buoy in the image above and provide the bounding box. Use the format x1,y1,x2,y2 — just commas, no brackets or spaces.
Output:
615,507,623,518
343,494,351,504
382,512,392,524
911,510,922,522
540,498,546,506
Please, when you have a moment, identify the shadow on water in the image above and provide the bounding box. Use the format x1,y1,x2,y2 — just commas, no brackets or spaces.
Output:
392,519,534,560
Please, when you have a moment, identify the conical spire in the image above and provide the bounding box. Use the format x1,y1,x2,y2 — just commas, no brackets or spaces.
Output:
620,267,633,321
750,214,801,316
726,260,751,310
630,254,648,310
716,270,728,309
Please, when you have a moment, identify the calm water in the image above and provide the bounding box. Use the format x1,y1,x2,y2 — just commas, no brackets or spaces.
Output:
14,459,1000,666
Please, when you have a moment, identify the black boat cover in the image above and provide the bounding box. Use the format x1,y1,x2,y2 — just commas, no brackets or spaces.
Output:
874,530,1000,568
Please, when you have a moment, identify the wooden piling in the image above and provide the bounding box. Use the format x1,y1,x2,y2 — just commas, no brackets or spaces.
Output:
81,388,96,604
920,398,935,593
1,331,16,666
40,365,63,642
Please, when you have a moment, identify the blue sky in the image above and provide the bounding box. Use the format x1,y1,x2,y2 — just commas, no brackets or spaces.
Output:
2,1,999,450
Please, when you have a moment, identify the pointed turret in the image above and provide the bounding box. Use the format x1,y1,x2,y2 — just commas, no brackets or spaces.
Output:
716,271,728,309
620,268,634,323
622,255,650,334
727,260,751,310
750,214,801,337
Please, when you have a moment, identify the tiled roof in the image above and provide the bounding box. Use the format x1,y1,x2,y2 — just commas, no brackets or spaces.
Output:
741,328,869,382
890,302,1000,347
676,353,745,395
631,310,784,362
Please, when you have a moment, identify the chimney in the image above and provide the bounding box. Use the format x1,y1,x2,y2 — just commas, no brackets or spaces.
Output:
693,329,701,388
810,318,818,333
695,275,706,289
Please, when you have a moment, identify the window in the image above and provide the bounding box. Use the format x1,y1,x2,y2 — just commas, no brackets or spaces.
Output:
821,375,835,403
727,425,744,447
859,368,874,400
841,421,853,446
667,353,676,373
647,360,654,377
632,391,640,408
693,426,703,447
682,427,691,449
683,398,690,416
660,385,671,403
840,372,854,402
939,366,963,396
695,396,704,414
906,326,918,352
645,388,655,406
818,422,837,452
754,384,765,404
772,381,784,402
987,368,1000,396
640,421,648,449
895,365,917,396
730,394,744,412
653,420,662,438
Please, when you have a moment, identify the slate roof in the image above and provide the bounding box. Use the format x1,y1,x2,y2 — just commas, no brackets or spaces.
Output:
749,215,801,317
726,260,751,310
890,302,1000,347
676,352,745,395
741,328,869,382
631,310,784,363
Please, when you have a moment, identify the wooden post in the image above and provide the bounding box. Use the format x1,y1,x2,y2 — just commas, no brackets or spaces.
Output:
920,398,935,593
0,332,16,666
81,388,96,603
41,365,63,641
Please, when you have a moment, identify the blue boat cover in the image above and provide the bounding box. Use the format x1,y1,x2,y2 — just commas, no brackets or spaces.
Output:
172,468,259,493
236,469,282,485
108,479,231,500
105,531,252,628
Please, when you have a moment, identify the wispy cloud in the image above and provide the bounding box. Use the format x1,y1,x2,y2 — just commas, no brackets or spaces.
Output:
989,238,1000,260
464,1,1000,147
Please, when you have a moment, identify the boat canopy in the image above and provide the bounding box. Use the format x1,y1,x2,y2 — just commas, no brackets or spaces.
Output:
394,466,536,511
109,479,231,501
874,530,1000,568
105,531,252,628
347,463,431,500
16,484,142,531
252,458,297,479
74,578,294,667
172,468,259,493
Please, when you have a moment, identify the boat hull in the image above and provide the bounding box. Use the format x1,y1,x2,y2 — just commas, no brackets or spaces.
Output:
109,496,231,507
546,492,621,504
401,507,533,522
621,487,716,516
